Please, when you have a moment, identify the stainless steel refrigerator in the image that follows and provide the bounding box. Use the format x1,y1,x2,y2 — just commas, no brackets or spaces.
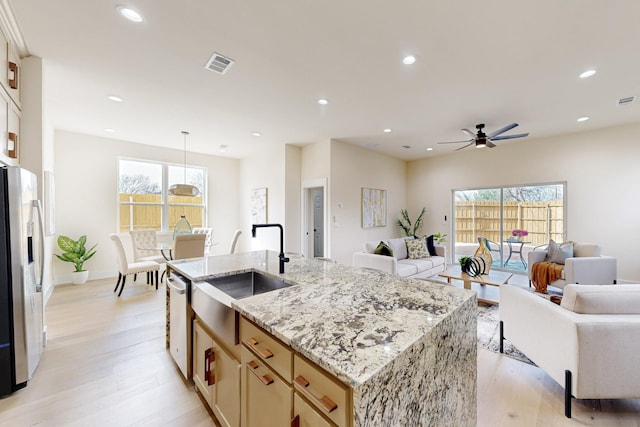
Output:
0,166,44,396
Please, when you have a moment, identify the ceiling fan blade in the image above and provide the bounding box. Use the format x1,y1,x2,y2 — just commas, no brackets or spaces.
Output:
454,142,475,151
487,123,518,138
437,138,473,144
490,132,529,141
486,141,496,148
462,128,476,138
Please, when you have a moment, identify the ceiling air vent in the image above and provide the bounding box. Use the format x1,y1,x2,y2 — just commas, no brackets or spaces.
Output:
618,96,635,106
205,52,234,75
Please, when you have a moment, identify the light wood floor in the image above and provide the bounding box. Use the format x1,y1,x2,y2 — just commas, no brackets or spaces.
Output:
1,277,639,426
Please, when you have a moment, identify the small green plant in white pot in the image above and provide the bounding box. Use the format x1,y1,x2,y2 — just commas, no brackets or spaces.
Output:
55,235,97,285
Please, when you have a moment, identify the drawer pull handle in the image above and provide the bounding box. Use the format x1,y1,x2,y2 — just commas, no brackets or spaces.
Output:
7,132,17,159
294,375,338,413
246,361,274,385
247,337,273,359
205,348,215,385
8,61,18,89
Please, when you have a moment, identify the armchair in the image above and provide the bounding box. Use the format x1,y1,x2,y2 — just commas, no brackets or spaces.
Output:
500,284,640,417
527,243,616,290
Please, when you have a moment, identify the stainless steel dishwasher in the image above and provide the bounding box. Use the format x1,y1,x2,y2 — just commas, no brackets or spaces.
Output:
167,274,189,379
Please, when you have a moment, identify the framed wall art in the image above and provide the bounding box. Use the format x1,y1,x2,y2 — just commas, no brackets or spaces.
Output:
250,187,268,224
361,187,387,228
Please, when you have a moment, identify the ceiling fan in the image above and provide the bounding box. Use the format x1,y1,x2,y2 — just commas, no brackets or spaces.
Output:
438,123,529,151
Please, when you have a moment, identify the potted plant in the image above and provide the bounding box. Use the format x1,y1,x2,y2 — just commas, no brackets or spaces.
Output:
55,235,97,285
397,207,427,237
433,232,447,244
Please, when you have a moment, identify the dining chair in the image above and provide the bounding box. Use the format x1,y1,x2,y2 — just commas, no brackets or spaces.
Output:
129,230,166,264
173,233,206,260
110,234,160,297
229,229,242,254
192,227,213,254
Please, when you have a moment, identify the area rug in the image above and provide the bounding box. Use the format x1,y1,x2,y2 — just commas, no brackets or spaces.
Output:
477,303,534,365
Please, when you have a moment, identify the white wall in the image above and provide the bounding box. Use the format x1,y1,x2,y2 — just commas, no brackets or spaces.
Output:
284,145,301,254
239,146,286,252
407,122,640,282
53,130,240,283
329,140,407,265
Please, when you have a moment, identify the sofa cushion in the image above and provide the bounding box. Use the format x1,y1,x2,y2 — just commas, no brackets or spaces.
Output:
364,240,381,254
388,237,409,260
406,237,429,259
429,256,445,268
399,258,434,273
545,240,574,264
561,284,640,314
573,243,601,257
374,241,393,257
396,262,418,277
426,235,437,256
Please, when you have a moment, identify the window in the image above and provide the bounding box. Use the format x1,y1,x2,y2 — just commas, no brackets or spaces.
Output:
452,183,565,272
118,158,206,232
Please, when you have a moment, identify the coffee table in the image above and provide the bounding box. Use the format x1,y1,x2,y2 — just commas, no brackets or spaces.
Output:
438,266,513,305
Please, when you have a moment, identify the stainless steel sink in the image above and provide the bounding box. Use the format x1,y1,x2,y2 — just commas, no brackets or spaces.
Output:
191,271,291,347
206,271,290,299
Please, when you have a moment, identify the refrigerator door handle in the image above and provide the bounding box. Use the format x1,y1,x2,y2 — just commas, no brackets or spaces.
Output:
32,200,45,293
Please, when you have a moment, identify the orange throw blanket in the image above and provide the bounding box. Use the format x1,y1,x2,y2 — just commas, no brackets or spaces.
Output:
531,262,564,294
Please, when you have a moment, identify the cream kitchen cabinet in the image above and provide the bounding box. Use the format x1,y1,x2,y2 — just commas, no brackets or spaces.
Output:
0,27,21,109
240,316,350,427
193,319,240,427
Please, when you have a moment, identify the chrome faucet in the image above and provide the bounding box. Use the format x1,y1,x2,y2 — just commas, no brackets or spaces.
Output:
251,223,290,274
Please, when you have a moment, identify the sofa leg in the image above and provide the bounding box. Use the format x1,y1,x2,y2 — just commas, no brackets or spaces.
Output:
499,321,504,353
528,279,532,288
614,279,617,284
565,370,572,418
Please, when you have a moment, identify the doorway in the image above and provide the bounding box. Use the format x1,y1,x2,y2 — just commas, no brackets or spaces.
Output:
301,179,327,259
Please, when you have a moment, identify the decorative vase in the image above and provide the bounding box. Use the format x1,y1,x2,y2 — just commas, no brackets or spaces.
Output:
71,270,89,285
474,237,493,275
173,215,192,240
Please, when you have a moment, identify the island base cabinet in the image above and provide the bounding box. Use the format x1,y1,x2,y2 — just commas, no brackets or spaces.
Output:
293,393,333,427
193,319,240,427
241,346,292,427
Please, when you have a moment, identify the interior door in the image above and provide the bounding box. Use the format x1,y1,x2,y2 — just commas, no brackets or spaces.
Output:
312,189,323,257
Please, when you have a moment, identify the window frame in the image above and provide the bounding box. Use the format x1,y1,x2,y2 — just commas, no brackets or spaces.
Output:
117,157,207,232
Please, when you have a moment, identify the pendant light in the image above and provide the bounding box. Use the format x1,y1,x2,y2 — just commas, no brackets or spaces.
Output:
169,131,200,197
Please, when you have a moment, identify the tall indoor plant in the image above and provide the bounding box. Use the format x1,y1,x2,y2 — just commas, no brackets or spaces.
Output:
55,235,97,285
397,207,427,237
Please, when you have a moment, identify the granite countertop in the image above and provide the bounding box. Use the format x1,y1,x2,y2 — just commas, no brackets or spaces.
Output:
167,250,475,388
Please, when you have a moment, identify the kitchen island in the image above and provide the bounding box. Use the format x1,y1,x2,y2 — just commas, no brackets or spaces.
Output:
168,251,477,426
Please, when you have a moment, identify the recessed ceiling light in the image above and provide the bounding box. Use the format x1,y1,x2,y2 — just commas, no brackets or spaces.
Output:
318,99,329,105
579,70,596,79
104,128,115,133
577,116,589,122
402,145,412,149
116,5,143,23
108,95,123,102
219,144,228,152
252,132,261,137
426,147,433,151
402,55,416,65
383,128,392,133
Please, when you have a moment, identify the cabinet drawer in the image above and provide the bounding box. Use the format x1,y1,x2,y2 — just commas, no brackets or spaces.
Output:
294,355,349,427
241,346,292,427
240,317,292,381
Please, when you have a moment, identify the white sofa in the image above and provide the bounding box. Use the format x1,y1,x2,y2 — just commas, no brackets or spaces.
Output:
527,243,616,290
500,284,640,418
352,237,447,279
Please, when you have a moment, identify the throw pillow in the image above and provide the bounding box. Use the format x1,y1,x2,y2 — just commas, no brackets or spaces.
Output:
545,239,574,264
425,234,437,256
406,237,430,259
374,241,394,257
